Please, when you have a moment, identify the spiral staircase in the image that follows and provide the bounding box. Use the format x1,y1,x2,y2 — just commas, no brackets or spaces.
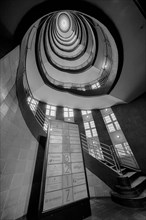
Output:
13,0,146,213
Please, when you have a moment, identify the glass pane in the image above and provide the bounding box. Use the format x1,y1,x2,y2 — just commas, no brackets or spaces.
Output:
104,115,112,123
81,110,87,115
64,107,68,111
84,122,90,129
107,123,115,132
114,121,121,130
50,110,56,116
90,121,95,128
92,128,97,137
64,112,68,117
31,99,38,105
69,112,74,117
91,84,96,89
46,105,50,109
27,97,31,103
30,104,36,111
46,109,50,116
85,130,92,138
111,113,116,121
51,106,56,110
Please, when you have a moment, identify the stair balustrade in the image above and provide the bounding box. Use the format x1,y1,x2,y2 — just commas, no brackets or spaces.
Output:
80,133,122,174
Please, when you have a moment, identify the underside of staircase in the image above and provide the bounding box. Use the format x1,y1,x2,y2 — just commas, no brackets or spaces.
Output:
82,146,146,208
110,167,146,208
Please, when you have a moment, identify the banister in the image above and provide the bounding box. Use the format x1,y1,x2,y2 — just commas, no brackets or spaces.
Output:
80,132,112,149
80,132,122,174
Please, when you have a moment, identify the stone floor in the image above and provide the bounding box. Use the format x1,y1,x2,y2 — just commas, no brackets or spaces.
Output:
85,198,146,220
18,198,146,220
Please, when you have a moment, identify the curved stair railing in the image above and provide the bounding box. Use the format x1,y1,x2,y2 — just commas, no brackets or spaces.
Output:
80,132,122,175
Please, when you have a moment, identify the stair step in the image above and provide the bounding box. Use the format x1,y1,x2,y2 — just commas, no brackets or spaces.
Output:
116,176,146,190
123,171,136,178
120,168,130,174
138,189,146,199
111,188,146,200
111,189,146,208
131,176,146,188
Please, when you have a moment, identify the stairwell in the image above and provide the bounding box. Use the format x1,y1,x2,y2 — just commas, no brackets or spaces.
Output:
111,168,146,208
80,133,146,208
24,82,146,209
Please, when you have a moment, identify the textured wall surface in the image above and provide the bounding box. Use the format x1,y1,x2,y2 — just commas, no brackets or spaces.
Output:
0,47,38,220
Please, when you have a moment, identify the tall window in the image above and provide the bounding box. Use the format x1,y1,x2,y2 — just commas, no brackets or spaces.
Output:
100,108,139,169
27,97,38,114
103,112,121,132
83,121,98,138
81,110,91,115
64,107,74,122
43,104,56,132
91,82,101,89
81,110,103,160
45,105,56,117
81,111,98,138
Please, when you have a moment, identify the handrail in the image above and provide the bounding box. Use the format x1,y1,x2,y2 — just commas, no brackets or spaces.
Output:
25,78,123,173
80,133,112,149
80,132,122,174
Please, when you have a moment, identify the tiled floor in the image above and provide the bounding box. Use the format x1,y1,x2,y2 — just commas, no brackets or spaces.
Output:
18,198,146,220
85,198,146,220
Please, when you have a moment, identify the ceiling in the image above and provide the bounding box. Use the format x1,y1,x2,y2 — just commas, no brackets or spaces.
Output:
0,0,146,109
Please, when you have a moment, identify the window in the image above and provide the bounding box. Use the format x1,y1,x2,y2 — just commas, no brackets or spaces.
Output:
64,107,74,117
27,97,38,113
91,82,101,90
92,128,97,137
104,115,112,124
90,121,95,128
91,84,96,89
110,113,116,121
84,122,90,129
82,111,104,159
43,105,56,132
115,144,126,156
107,123,116,132
82,111,98,138
43,121,48,132
81,110,91,115
114,121,121,130
45,105,56,117
64,107,74,122
85,130,92,138
123,142,132,154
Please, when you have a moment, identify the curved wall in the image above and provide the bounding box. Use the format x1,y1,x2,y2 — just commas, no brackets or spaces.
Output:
0,0,145,104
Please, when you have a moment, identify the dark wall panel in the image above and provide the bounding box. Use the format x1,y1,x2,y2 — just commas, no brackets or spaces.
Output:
74,109,85,135
56,106,64,121
112,93,146,174
92,109,113,146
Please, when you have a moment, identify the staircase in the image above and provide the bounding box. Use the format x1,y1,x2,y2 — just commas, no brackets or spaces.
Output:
80,133,146,208
111,167,146,208
25,87,146,209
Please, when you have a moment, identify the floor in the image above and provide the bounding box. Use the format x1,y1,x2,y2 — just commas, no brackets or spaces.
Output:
85,198,146,220
18,198,146,220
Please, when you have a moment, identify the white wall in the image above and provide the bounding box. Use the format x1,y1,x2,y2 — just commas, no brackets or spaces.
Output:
0,47,38,220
